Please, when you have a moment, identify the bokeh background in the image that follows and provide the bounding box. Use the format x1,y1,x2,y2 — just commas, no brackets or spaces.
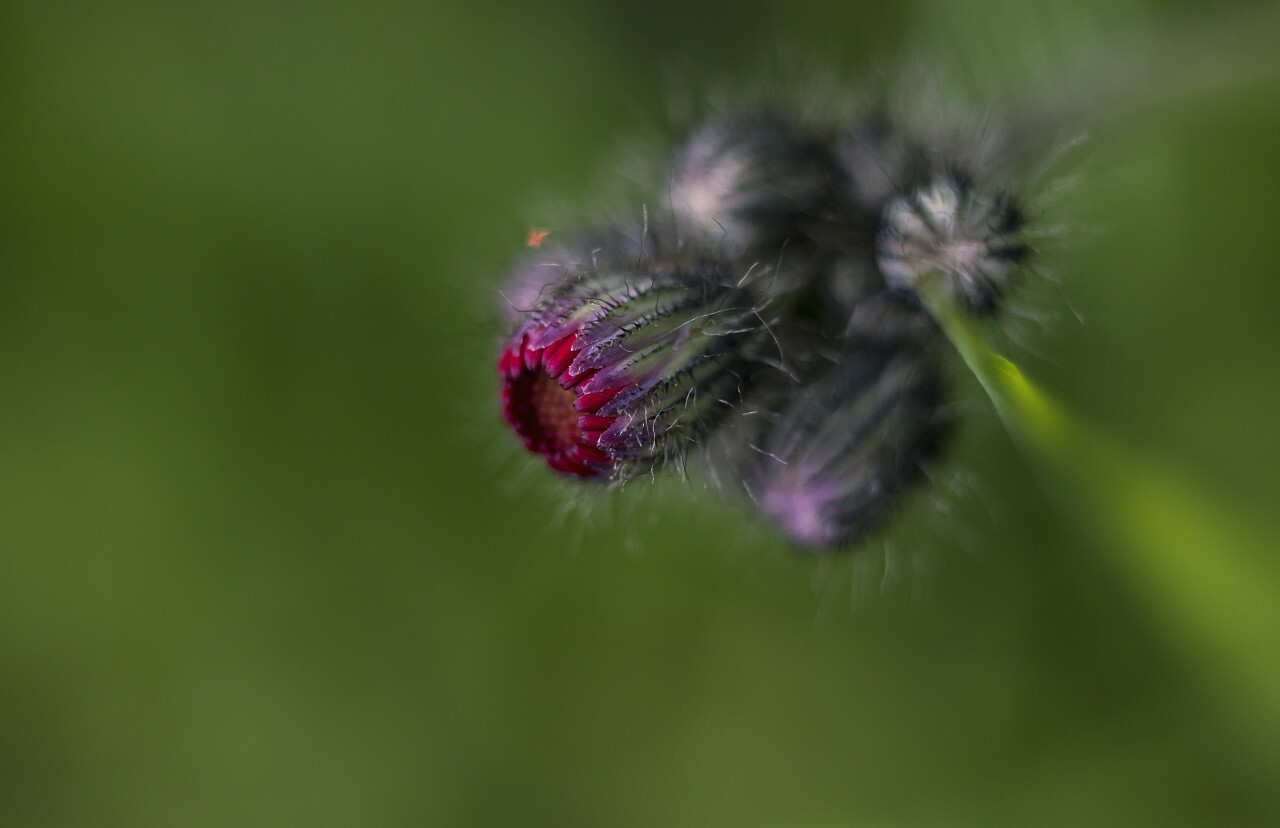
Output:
2,0,1279,825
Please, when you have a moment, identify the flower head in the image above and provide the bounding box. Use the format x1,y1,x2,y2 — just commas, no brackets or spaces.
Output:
500,265,764,480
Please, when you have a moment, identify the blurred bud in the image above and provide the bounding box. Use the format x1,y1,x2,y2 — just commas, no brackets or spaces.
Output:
877,173,1028,313
499,265,766,480
670,111,848,255
746,345,945,550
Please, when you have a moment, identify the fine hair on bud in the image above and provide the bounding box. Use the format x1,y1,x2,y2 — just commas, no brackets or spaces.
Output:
498,222,672,323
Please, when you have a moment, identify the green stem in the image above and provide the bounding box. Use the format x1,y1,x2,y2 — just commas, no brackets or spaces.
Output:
919,280,1280,749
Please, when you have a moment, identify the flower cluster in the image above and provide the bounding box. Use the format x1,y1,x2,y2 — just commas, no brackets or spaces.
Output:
497,95,1036,550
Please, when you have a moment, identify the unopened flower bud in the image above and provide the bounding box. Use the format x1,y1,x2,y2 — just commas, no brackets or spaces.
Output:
877,173,1028,313
500,266,765,480
670,111,848,255
746,346,945,550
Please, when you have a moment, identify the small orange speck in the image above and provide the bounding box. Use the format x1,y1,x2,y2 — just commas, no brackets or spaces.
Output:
526,228,551,248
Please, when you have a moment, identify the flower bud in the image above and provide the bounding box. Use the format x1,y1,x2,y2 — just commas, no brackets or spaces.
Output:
670,111,848,255
746,345,946,550
499,265,766,480
877,173,1028,313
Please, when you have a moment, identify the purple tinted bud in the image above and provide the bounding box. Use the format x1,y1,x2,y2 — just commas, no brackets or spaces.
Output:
500,264,767,481
670,111,848,255
746,346,946,550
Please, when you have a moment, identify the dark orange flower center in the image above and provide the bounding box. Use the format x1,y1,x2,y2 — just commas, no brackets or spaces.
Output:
528,372,581,453
499,333,621,478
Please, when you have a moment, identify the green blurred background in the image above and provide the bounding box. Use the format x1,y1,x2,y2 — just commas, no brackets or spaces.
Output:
2,1,1279,825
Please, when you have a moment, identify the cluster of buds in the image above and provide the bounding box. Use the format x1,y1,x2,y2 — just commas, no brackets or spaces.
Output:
497,95,1036,551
